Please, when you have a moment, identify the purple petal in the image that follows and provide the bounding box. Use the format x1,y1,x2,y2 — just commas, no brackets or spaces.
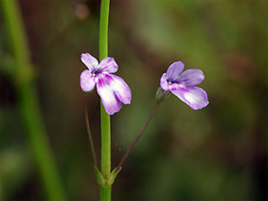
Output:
80,70,96,92
96,75,122,115
166,61,184,82
81,53,98,72
108,74,131,104
160,73,169,90
170,86,209,110
99,57,118,74
177,69,205,86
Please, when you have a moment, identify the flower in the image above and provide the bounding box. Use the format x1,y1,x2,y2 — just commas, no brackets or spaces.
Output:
80,53,131,115
160,61,209,110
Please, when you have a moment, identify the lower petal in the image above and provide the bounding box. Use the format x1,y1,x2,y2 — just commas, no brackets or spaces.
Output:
96,75,122,115
108,74,131,104
171,86,209,110
80,70,96,92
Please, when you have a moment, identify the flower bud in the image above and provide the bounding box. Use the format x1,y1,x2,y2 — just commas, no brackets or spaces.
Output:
155,87,171,102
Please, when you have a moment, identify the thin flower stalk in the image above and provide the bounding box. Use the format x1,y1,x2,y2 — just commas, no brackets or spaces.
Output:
84,96,98,167
116,101,160,170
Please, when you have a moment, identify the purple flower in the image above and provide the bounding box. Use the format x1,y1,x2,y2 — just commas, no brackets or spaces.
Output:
160,61,209,110
80,53,131,115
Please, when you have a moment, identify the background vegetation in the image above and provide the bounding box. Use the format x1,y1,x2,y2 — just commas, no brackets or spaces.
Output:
0,0,267,200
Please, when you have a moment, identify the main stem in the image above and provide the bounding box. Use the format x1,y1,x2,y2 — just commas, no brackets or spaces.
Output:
99,0,111,200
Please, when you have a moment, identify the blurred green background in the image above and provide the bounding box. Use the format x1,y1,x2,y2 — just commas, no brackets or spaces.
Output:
0,0,267,200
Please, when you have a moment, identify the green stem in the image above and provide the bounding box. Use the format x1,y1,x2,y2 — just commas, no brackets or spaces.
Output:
100,184,112,201
99,0,112,200
1,0,66,200
100,103,111,177
99,0,110,61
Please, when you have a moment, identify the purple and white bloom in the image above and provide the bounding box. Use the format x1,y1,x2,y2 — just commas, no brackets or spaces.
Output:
160,61,209,110
80,53,131,115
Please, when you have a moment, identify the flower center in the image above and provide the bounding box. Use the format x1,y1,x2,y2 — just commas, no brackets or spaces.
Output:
92,68,102,77
168,81,172,85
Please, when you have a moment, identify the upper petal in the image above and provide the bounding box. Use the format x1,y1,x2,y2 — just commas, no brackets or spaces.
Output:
99,57,118,74
160,73,169,90
170,86,209,110
80,70,96,92
96,75,122,115
166,61,184,82
81,53,99,72
108,74,131,104
177,69,205,86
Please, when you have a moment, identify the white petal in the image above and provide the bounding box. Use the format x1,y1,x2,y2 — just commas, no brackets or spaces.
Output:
80,70,96,92
160,73,169,90
171,86,209,110
81,53,99,72
99,57,118,73
166,61,184,81
109,74,131,104
177,69,205,86
96,75,122,115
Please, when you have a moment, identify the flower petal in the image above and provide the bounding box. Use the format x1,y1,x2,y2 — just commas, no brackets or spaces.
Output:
160,73,169,90
171,86,209,110
178,69,205,86
96,75,122,115
108,74,131,104
166,61,184,82
80,70,96,92
81,53,99,72
99,57,118,74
